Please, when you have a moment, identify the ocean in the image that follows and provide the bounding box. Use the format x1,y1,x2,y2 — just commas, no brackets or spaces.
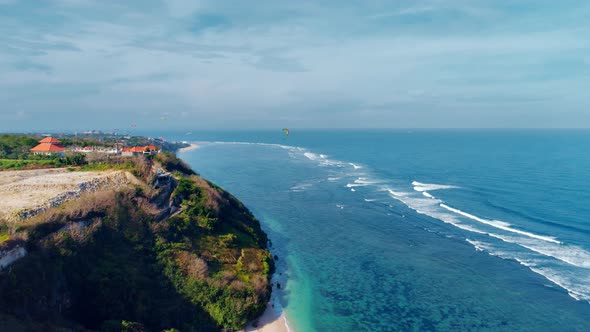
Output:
171,129,590,331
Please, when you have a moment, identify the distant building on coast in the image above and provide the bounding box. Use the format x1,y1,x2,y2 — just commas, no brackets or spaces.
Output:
121,145,160,157
30,137,66,156
29,137,160,158
72,146,119,155
82,130,104,135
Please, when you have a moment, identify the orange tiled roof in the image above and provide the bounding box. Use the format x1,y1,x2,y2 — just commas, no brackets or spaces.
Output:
39,137,61,143
123,146,159,153
30,143,66,152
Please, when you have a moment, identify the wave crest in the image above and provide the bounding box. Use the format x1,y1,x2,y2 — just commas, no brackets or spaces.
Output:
412,181,459,192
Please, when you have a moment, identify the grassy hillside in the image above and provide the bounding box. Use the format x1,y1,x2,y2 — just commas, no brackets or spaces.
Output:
0,153,272,331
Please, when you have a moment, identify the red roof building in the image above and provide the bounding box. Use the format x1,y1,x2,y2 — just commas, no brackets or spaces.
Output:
38,137,62,144
121,145,160,156
30,137,66,155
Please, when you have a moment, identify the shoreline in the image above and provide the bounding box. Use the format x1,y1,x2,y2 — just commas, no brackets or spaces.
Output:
246,302,290,332
178,143,199,153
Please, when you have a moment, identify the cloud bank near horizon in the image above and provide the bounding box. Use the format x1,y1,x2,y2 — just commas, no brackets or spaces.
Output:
1,0,590,131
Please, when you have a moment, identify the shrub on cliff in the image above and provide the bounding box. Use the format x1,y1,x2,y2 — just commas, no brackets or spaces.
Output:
155,152,196,176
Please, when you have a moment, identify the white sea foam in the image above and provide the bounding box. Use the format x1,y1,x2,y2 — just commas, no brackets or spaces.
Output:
279,145,306,152
346,183,364,188
487,233,590,269
303,152,346,167
327,177,340,181
387,189,489,235
465,239,486,252
528,266,590,302
205,140,358,172
304,152,321,161
465,238,590,302
346,178,377,188
354,177,381,185
440,204,560,244
283,315,293,332
412,181,458,192
351,188,356,192
350,163,363,170
364,198,377,202
290,183,313,192
512,257,590,302
422,191,435,199
392,184,590,302
336,204,345,209
386,189,408,197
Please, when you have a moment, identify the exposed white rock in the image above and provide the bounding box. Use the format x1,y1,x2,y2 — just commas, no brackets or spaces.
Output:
0,247,27,270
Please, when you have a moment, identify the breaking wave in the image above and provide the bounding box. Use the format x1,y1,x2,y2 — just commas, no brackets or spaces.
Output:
412,181,458,192
439,204,560,244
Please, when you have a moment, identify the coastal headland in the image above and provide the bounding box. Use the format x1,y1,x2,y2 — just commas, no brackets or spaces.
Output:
0,134,277,331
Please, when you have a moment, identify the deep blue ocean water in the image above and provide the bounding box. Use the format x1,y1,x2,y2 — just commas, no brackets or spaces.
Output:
170,130,590,331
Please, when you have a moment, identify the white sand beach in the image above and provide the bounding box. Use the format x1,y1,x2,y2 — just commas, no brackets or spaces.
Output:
178,143,199,153
246,303,290,332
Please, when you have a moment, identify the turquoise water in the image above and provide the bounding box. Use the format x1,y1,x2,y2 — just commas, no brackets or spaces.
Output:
174,130,590,331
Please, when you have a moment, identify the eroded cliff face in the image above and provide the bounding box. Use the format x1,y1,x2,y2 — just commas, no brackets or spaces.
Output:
0,154,272,332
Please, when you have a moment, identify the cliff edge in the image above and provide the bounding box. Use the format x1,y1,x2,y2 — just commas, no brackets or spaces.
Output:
0,153,272,331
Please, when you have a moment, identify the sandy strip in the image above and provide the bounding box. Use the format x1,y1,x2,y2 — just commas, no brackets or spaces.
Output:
246,303,290,332
178,143,199,153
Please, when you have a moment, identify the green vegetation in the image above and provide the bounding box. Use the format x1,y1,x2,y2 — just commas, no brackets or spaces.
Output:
0,134,39,159
154,175,271,328
0,158,57,170
155,152,197,176
0,153,88,171
0,155,272,331
0,154,89,170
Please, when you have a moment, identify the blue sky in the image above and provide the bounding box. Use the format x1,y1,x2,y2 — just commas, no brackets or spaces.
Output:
1,0,590,131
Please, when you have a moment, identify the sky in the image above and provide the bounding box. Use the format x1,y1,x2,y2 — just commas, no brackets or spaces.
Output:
1,0,590,131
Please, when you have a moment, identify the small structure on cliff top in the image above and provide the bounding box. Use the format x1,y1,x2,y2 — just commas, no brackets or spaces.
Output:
30,137,66,156
121,145,160,157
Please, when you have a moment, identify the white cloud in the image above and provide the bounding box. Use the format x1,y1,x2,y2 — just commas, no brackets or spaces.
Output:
165,0,201,17
1,0,589,129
